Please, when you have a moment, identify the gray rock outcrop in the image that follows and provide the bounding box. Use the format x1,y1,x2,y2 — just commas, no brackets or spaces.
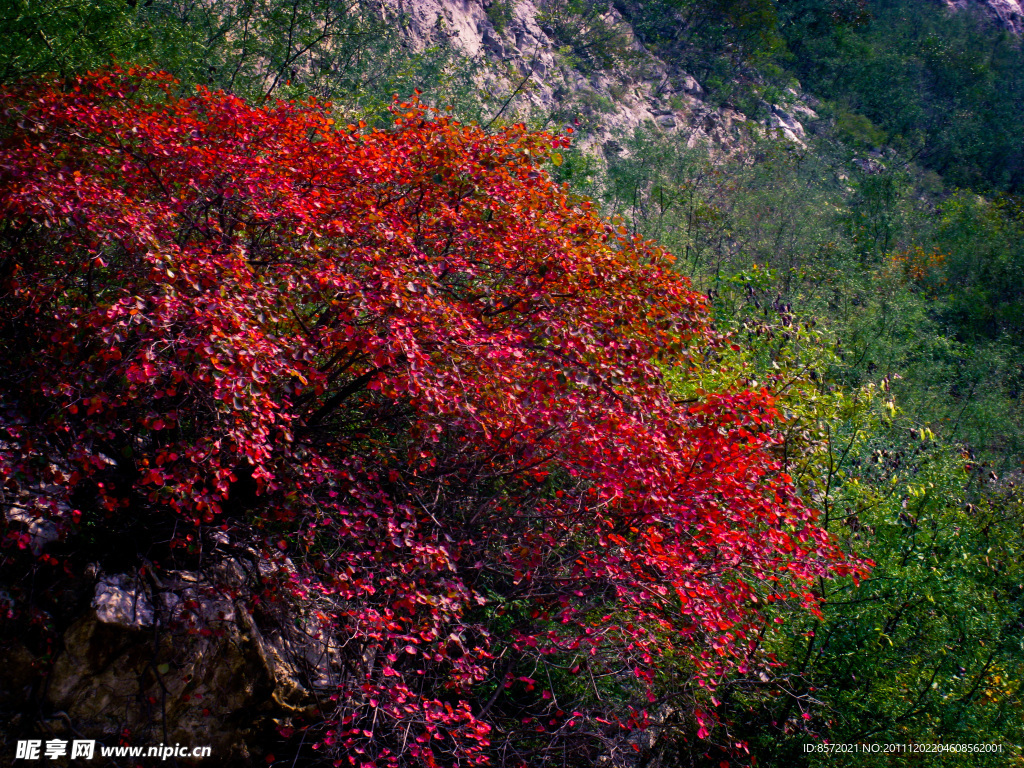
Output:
388,0,814,151
3,564,318,765
943,0,1024,34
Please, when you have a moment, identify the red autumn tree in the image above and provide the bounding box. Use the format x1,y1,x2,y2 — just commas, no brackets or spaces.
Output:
0,68,863,765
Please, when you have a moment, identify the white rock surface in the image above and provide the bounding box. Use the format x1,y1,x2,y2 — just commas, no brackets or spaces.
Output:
5,510,59,556
92,574,154,627
944,0,1024,34
385,0,804,151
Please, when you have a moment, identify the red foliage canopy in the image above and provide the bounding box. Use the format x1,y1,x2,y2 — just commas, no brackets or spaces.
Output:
0,68,862,765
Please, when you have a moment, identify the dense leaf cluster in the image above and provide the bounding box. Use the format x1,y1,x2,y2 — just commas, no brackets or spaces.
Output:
0,68,862,765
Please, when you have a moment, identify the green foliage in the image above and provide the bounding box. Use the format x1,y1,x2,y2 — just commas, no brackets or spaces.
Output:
624,0,1024,193
775,0,871,49
537,0,605,68
782,0,1024,193
835,108,887,150
673,285,1024,765
603,128,855,289
598,127,1024,763
0,0,189,82
600,121,1024,467
624,0,785,74
934,192,1024,344
0,0,481,122
843,170,915,262
485,0,514,34
547,141,602,194
536,0,637,72
773,417,1024,766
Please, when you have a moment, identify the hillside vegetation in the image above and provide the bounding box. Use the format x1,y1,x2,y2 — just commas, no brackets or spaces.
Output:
1,0,1022,766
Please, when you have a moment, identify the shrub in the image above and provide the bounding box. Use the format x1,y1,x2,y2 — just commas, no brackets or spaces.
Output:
0,67,863,765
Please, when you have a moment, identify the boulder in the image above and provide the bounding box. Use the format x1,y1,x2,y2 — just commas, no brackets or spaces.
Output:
944,0,1024,35
37,568,316,765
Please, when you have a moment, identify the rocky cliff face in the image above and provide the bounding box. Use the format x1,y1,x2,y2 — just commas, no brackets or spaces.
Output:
388,0,1022,161
0,557,321,765
944,0,1024,34
390,0,819,152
